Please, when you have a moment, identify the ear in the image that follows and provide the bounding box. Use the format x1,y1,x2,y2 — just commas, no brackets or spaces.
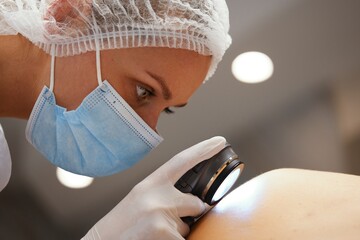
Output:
44,0,92,35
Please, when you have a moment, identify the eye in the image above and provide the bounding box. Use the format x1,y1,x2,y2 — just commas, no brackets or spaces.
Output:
136,84,175,114
136,85,154,101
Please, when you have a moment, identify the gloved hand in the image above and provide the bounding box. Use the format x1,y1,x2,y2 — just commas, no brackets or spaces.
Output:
82,136,226,240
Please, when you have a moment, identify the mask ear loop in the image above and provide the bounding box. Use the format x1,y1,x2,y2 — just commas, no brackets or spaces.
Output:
94,38,103,86
50,41,102,91
92,13,103,86
49,44,56,92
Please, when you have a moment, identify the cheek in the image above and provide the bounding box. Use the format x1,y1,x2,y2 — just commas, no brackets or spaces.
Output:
134,105,163,131
100,74,162,130
108,86,160,129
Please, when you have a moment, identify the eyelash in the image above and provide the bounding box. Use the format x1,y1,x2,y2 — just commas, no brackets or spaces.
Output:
163,107,175,114
136,85,175,114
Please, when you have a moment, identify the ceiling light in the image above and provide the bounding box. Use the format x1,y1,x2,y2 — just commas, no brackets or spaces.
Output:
56,167,94,189
232,51,274,83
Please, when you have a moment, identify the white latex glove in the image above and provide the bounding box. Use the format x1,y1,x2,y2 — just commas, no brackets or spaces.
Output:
82,136,226,240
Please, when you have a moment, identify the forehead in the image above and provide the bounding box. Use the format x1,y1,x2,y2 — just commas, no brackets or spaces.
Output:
102,47,212,96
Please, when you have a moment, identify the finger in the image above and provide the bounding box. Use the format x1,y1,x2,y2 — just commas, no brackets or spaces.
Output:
176,193,206,218
152,216,186,240
203,202,213,214
166,228,186,240
160,136,226,184
174,217,190,237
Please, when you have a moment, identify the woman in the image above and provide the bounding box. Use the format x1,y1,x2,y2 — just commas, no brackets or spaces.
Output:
0,0,231,239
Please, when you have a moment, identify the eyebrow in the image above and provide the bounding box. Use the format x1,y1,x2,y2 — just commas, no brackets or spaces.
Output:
145,70,172,100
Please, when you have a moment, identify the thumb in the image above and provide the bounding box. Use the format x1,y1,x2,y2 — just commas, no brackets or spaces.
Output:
151,136,226,184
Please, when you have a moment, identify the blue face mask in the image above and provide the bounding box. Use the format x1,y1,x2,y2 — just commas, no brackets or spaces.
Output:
25,80,163,177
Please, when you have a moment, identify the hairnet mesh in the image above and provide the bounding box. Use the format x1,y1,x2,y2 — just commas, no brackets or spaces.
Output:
0,0,231,79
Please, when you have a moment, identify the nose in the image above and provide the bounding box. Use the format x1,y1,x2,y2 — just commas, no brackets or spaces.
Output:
136,109,161,132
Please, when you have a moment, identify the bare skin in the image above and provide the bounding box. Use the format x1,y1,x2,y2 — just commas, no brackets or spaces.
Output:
0,34,212,130
188,168,360,240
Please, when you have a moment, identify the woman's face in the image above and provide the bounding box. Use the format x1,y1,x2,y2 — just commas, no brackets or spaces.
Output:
53,47,212,131
103,48,212,130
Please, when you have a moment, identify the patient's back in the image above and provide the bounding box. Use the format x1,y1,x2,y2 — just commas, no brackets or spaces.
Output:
188,168,360,240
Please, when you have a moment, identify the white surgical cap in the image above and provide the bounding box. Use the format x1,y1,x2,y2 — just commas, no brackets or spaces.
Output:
0,0,232,80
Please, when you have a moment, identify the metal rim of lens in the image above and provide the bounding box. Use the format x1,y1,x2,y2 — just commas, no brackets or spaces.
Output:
211,167,241,202
205,160,244,205
201,156,236,200
201,155,244,204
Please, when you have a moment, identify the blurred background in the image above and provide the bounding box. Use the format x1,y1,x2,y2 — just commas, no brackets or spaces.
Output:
1,0,360,239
